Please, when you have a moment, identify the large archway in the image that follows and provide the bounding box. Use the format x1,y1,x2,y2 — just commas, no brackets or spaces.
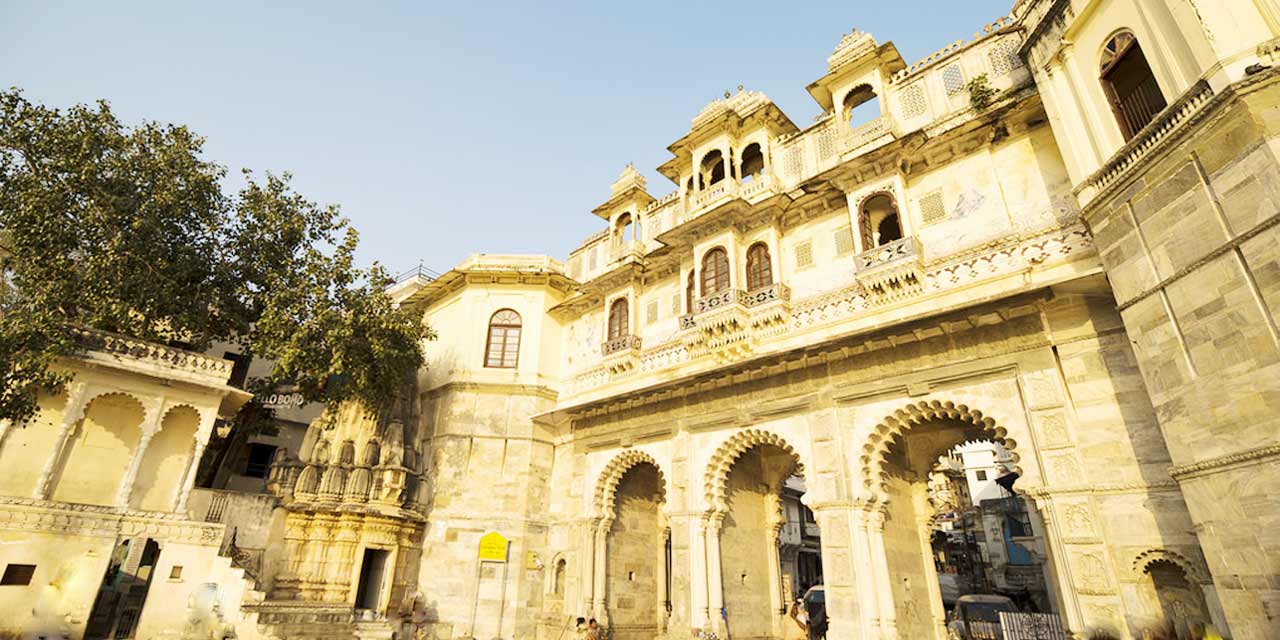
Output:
594,451,668,639
705,429,815,640
860,401,1051,640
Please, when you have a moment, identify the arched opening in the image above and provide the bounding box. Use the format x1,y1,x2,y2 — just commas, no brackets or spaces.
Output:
484,309,521,369
84,537,162,639
860,193,903,250
866,404,1052,640
699,150,726,188
616,213,636,244
740,143,765,181
844,84,881,130
700,248,730,296
132,405,201,511
608,297,630,340
605,462,667,639
1100,32,1167,141
715,441,819,640
746,242,773,291
1138,558,1212,640
51,393,145,506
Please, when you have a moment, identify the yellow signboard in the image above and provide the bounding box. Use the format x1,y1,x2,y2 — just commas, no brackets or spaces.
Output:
477,531,508,562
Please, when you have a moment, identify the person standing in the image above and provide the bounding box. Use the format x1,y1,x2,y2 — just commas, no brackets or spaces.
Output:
783,599,808,640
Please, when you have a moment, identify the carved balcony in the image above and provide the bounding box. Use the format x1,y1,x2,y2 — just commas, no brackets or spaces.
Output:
611,240,644,264
842,116,894,153
680,283,792,363
70,326,236,388
854,236,926,304
601,334,642,356
600,334,642,374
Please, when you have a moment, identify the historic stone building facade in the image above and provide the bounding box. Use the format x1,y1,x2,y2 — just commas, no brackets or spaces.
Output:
2,1,1278,639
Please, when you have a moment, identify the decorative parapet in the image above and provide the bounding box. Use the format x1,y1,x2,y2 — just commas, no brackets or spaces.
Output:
687,180,740,220
601,334,642,357
854,236,927,303
611,240,644,264
600,334,643,375
890,15,1018,83
681,284,793,363
0,495,224,545
844,116,893,153
71,326,233,386
1076,81,1214,207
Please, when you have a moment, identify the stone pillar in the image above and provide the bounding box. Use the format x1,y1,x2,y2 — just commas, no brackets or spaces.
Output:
1032,496,1086,635
32,382,89,499
690,515,710,631
705,512,727,635
593,518,610,624
581,518,598,616
867,509,898,638
916,517,948,638
174,410,217,512
116,399,166,508
766,515,786,617
849,507,882,636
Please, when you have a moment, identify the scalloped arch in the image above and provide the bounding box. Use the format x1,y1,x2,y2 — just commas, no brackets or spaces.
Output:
860,400,1021,501
703,428,805,515
1132,548,1211,585
593,449,667,520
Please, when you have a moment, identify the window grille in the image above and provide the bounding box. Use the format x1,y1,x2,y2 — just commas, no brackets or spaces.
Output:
746,243,773,290
701,248,731,295
834,226,855,256
484,309,522,368
942,64,966,95
918,190,947,225
670,293,681,317
608,298,629,340
988,38,1023,77
900,83,928,119
587,247,598,271
794,240,814,270
646,300,659,325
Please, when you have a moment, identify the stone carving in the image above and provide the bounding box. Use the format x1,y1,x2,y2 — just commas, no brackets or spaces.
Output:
1047,454,1083,486
1062,503,1095,537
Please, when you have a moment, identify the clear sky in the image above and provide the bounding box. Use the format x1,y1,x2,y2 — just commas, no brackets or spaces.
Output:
2,1,1013,275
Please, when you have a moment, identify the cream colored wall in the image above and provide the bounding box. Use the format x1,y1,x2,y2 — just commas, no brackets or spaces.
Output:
421,283,565,391
133,405,200,511
0,392,66,497
50,393,144,506
0,530,114,638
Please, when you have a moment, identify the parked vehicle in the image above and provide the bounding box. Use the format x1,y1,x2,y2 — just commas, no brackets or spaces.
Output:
946,594,1019,640
802,585,826,640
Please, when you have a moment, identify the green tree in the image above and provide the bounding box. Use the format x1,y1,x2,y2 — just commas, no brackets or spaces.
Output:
0,88,432,426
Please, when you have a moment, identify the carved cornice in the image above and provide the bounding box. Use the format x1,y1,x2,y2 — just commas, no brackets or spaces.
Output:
0,496,223,545
1169,443,1280,481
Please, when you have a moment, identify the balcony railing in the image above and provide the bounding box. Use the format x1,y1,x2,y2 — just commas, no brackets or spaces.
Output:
71,327,234,380
679,314,697,331
743,282,790,307
695,288,750,314
601,334,642,356
844,116,891,152
855,236,920,272
611,240,644,264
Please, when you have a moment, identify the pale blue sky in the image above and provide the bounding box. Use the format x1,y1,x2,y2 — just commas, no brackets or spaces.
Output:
1,1,1012,274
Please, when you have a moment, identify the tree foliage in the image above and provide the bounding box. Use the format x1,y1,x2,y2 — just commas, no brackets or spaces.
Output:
0,88,433,426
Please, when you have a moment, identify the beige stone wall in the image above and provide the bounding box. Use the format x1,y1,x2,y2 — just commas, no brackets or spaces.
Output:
1083,75,1280,640
605,464,663,638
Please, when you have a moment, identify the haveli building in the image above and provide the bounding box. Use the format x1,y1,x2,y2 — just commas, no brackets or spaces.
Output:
1,0,1278,639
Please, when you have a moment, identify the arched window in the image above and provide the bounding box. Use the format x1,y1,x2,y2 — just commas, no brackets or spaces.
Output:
701,247,730,296
616,213,635,243
1100,32,1167,141
700,150,726,187
484,309,521,368
608,297,629,340
746,243,772,291
860,193,903,249
740,143,765,181
686,271,696,312
844,84,880,130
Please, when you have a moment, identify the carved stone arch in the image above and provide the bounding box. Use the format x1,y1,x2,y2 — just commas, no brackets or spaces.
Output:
1132,548,1212,586
703,428,806,516
592,449,668,520
860,399,1021,502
